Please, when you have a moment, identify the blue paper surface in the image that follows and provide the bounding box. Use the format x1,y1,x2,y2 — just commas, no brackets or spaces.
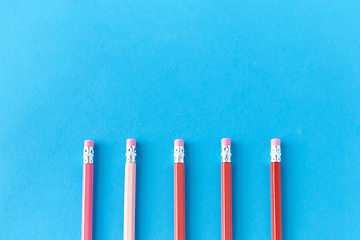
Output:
0,0,359,239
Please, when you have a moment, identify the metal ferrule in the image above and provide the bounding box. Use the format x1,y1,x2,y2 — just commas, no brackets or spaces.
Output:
174,146,185,163
83,147,94,164
126,145,136,163
221,145,232,162
270,145,281,162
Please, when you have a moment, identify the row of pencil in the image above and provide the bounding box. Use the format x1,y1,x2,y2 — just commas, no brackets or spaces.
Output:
81,138,283,240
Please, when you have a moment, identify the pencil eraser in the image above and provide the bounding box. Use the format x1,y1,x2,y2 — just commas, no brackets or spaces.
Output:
221,138,231,146
126,138,136,146
271,138,281,146
84,140,94,147
174,139,184,146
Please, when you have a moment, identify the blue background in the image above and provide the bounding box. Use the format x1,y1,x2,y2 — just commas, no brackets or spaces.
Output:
0,0,359,239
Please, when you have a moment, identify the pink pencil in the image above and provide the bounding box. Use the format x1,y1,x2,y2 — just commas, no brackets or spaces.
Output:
82,140,94,240
124,139,137,240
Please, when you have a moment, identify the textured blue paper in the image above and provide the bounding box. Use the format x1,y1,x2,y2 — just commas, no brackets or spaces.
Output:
0,0,360,239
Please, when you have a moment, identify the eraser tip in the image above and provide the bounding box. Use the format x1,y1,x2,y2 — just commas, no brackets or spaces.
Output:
174,139,184,146
221,138,231,146
84,140,94,147
271,138,281,146
126,138,136,146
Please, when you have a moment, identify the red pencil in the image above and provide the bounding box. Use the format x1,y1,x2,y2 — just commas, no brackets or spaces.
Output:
270,138,282,240
174,139,185,240
221,138,232,240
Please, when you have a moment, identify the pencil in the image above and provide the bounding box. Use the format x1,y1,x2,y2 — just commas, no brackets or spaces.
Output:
174,139,185,240
221,138,232,240
124,139,137,240
82,140,94,240
270,138,282,240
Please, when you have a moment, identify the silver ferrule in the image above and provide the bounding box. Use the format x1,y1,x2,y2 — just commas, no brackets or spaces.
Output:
174,146,185,163
83,147,94,164
126,145,136,163
270,145,281,162
221,145,232,162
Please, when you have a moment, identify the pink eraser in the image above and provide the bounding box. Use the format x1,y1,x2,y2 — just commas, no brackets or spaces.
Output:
174,139,184,146
221,138,231,146
84,140,94,147
126,138,136,146
271,138,281,146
